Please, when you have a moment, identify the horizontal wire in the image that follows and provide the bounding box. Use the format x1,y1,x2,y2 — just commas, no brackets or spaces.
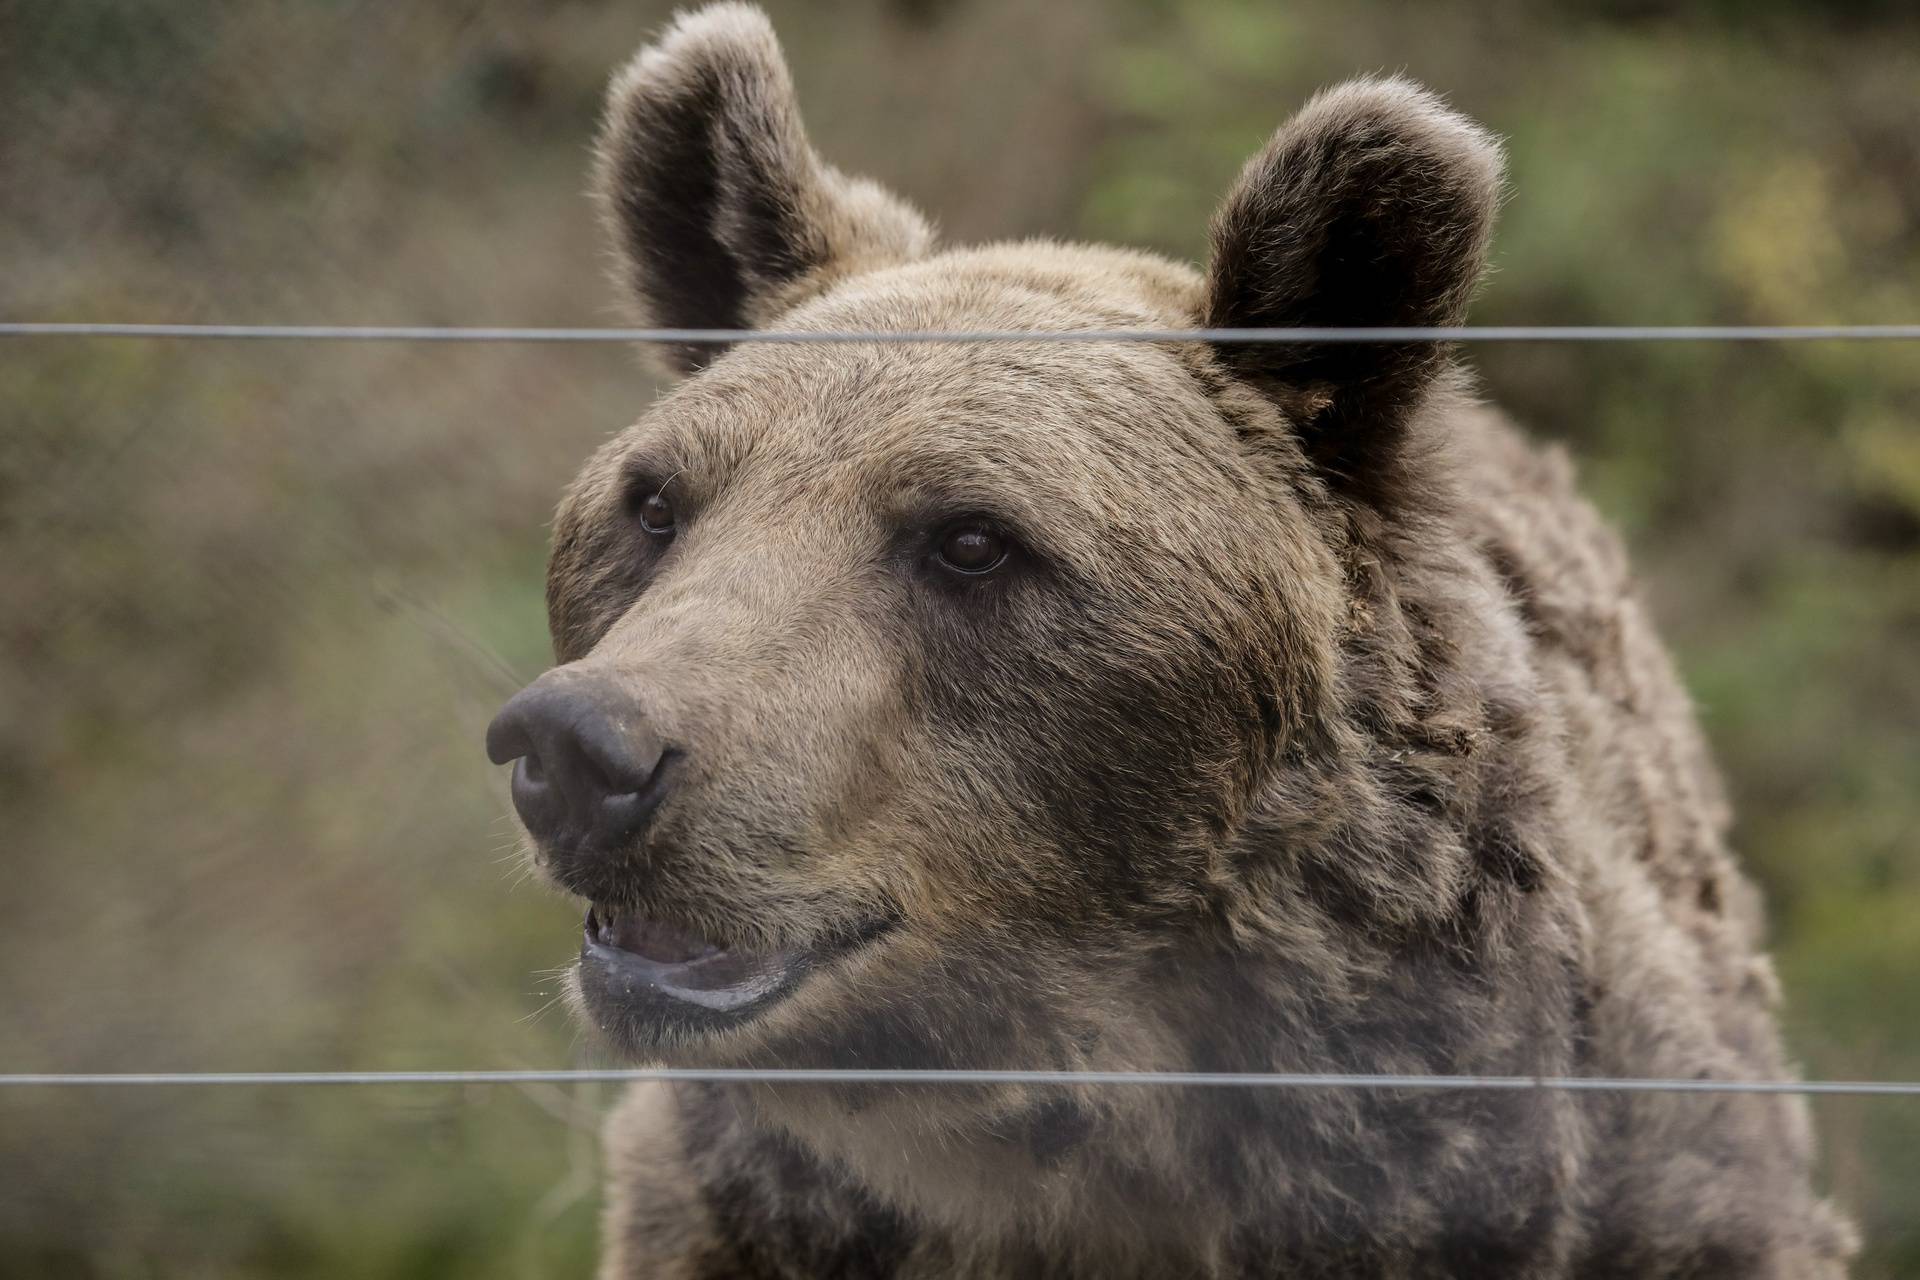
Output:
4,323,1920,344
3,1068,1918,1095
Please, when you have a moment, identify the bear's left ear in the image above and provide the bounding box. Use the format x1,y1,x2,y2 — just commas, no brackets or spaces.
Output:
594,3,934,373
1203,78,1503,501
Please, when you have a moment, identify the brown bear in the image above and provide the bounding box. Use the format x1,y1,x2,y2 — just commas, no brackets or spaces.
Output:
483,4,1856,1276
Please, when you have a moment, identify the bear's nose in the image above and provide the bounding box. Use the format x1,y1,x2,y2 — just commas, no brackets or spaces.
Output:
485,671,675,853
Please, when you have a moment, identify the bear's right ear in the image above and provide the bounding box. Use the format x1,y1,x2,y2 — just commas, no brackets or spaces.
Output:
594,2,934,373
1203,78,1503,506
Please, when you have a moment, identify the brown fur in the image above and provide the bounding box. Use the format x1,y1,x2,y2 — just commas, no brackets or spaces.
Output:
508,4,1856,1275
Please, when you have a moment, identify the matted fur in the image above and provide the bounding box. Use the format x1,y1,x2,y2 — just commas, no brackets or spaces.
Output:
509,5,1858,1276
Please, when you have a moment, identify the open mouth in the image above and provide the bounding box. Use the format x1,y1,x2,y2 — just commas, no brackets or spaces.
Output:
577,905,897,1048
582,907,801,1017
576,901,898,1051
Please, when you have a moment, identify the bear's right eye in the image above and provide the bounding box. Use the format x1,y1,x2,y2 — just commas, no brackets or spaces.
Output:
933,520,1010,576
636,490,676,535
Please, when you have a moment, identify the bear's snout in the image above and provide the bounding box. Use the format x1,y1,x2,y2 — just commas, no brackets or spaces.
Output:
486,669,676,860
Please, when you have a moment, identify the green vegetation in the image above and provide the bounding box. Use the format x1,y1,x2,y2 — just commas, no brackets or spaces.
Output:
2,1,1915,1274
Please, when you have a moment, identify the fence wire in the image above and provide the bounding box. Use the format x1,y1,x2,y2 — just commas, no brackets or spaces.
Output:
4,1068,1920,1095
5,322,1920,342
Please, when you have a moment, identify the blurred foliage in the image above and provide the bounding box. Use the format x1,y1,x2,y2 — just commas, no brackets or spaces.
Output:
1,0,1916,1275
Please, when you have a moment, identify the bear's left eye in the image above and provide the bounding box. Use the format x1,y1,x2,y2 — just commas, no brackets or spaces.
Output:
933,521,1010,575
636,490,676,535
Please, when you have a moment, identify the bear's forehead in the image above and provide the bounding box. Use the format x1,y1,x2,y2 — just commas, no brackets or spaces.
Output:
622,246,1229,497
624,340,1237,545
791,241,1207,338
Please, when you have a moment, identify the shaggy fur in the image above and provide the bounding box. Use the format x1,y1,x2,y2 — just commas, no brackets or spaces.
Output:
506,4,1856,1275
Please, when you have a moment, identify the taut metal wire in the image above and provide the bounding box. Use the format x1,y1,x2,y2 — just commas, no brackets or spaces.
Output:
3,1068,1918,1095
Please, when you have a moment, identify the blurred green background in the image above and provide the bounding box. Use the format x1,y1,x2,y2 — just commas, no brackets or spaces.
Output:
1,0,1915,1275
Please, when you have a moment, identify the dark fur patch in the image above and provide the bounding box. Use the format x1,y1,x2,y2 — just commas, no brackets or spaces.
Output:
1010,1097,1096,1167
698,1164,912,1280
683,1087,916,1280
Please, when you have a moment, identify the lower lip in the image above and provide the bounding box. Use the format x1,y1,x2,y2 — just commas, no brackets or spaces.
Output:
580,911,800,1016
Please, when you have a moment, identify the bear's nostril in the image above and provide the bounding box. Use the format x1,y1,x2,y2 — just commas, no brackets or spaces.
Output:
597,790,644,836
509,756,562,834
590,750,679,828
